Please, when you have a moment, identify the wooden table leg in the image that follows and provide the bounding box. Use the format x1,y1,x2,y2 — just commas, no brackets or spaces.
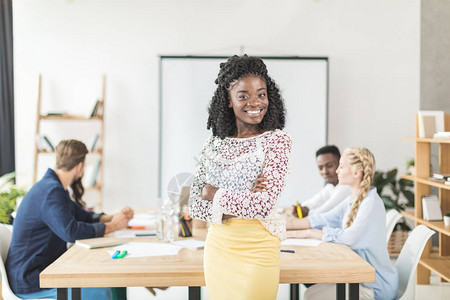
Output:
349,283,359,300
71,288,81,300
290,283,299,300
189,286,201,300
57,288,68,300
336,283,345,300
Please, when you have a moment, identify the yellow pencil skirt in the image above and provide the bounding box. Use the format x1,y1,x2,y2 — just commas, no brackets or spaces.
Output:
204,219,281,300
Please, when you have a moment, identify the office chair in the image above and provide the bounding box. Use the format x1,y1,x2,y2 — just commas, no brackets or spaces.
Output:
395,224,435,300
386,209,403,243
0,224,52,300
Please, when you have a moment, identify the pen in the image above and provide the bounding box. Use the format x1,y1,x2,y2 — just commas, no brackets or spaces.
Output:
281,249,295,253
111,250,120,259
116,250,127,259
296,201,303,219
128,226,146,230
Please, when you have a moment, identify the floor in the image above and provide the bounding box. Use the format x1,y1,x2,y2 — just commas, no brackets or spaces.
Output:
127,271,450,299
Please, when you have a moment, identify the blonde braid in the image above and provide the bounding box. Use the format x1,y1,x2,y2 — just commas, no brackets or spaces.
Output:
345,147,376,228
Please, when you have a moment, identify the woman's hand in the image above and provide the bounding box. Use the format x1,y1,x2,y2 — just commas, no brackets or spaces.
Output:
202,184,218,201
251,173,268,193
285,229,324,239
291,205,309,218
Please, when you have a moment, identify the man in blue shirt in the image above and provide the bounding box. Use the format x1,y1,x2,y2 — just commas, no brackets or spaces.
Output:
6,140,133,299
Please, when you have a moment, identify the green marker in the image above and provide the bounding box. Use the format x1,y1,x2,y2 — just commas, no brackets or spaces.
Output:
117,250,127,259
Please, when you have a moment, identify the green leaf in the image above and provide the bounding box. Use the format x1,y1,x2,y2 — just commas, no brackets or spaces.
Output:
0,172,28,224
0,171,15,189
402,190,415,206
381,196,396,209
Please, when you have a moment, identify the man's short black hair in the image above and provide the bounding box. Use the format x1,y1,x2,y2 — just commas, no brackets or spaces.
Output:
315,145,341,159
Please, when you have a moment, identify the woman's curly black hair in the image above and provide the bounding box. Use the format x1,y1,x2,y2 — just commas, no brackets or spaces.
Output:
207,55,286,139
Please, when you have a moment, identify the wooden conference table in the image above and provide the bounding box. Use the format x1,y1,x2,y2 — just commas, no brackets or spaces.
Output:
40,229,375,300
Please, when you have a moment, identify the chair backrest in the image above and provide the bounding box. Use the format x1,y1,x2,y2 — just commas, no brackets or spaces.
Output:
386,209,403,243
395,224,435,300
0,223,22,300
0,224,13,264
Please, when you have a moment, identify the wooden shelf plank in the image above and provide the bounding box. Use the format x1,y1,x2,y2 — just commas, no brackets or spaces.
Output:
40,115,103,121
401,211,450,236
402,137,450,144
37,150,103,155
401,174,450,190
419,256,450,282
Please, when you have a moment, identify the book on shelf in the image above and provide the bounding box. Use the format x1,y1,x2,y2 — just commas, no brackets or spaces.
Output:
76,237,123,249
90,159,101,187
418,111,445,138
46,111,68,117
89,134,100,152
36,134,55,152
90,100,104,117
82,158,101,188
422,195,443,221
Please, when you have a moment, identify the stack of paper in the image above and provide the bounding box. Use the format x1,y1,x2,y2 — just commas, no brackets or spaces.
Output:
433,132,450,139
432,173,450,180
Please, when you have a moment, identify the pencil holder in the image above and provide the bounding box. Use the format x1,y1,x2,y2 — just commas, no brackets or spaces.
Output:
179,215,193,237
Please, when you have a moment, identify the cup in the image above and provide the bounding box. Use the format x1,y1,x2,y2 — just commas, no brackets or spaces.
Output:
444,215,450,226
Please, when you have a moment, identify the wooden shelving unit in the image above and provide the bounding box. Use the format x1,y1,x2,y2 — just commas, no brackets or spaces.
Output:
401,113,450,284
32,74,106,212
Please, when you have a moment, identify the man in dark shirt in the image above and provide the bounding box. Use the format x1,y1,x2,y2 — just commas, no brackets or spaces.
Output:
6,140,133,299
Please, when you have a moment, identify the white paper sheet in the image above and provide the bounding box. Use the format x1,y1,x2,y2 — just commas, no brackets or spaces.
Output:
281,238,323,247
107,242,182,258
114,230,157,238
171,239,205,250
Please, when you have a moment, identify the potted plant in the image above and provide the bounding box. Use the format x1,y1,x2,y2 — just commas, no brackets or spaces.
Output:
406,158,415,176
0,172,27,224
444,212,450,227
373,168,414,212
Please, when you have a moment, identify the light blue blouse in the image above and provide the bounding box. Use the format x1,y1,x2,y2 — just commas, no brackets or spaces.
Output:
308,188,398,300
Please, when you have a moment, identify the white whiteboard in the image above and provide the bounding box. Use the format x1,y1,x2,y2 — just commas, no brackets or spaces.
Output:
159,56,328,206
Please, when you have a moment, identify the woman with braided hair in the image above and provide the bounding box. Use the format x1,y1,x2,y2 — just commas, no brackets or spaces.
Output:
189,55,291,299
286,147,398,300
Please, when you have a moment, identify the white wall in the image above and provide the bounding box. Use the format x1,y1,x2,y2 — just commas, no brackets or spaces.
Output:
13,0,420,212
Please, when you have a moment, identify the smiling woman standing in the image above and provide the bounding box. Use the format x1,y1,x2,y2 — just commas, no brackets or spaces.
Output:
189,55,291,300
